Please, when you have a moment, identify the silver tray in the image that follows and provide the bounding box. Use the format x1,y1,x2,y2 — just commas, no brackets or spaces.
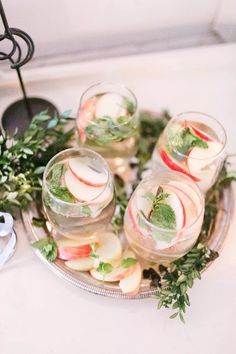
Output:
21,185,233,299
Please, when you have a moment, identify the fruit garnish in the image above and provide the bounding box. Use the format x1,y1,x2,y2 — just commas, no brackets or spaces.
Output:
68,157,107,187
48,164,76,203
159,149,200,182
169,126,208,159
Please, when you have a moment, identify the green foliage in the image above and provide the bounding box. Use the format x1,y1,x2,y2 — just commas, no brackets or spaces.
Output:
0,111,74,213
170,127,208,159
47,164,76,203
84,115,137,146
145,187,176,230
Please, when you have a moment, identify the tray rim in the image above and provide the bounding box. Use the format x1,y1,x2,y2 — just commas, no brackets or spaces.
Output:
21,185,234,300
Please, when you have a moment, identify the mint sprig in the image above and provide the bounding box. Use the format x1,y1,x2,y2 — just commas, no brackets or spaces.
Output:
84,115,137,146
32,237,57,262
47,164,76,203
145,187,176,230
170,127,208,159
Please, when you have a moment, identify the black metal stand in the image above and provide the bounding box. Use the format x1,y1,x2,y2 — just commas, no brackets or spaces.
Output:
0,0,58,135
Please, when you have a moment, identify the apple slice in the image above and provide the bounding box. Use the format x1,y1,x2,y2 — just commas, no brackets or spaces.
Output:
69,157,107,187
149,188,185,250
95,232,122,264
165,183,200,227
187,141,223,177
90,249,137,282
57,236,99,248
58,244,92,261
159,149,200,182
65,257,94,271
163,187,186,230
64,169,110,203
190,126,214,142
77,97,97,142
119,263,142,295
95,93,127,120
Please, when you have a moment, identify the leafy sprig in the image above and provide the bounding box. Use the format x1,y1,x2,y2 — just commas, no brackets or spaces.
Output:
0,111,73,213
169,126,208,160
145,187,176,230
84,115,137,146
32,237,57,262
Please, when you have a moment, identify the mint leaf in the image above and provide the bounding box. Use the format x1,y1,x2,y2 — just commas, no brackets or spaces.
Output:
80,205,91,217
121,257,138,268
32,238,57,262
49,185,76,203
97,262,113,275
171,127,208,159
151,204,176,230
84,115,136,145
48,164,76,203
32,217,46,228
122,97,136,115
90,243,99,259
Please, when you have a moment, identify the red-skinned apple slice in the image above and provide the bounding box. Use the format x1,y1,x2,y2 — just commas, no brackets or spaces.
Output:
190,126,214,142
119,262,142,295
58,244,92,261
187,141,223,177
95,93,127,121
164,183,200,227
64,169,111,204
77,97,97,142
150,187,186,250
159,149,200,182
163,187,186,230
68,157,107,187
65,257,94,271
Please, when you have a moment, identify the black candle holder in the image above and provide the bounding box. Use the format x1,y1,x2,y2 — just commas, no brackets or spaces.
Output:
0,0,58,135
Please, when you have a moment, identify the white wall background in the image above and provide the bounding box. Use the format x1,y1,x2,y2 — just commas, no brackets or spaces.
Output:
1,0,236,65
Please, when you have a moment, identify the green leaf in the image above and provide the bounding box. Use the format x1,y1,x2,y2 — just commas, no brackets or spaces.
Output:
61,110,72,118
179,312,185,324
169,312,178,319
171,127,208,159
47,118,58,129
47,164,76,203
49,185,76,203
176,274,186,285
32,238,57,262
151,203,176,230
80,205,91,217
121,257,138,268
34,166,45,175
32,217,46,228
23,148,34,155
90,243,99,259
97,262,113,275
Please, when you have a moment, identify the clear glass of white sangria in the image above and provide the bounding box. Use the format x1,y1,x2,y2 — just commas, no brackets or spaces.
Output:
152,111,227,192
42,148,115,242
76,82,139,173
124,172,204,264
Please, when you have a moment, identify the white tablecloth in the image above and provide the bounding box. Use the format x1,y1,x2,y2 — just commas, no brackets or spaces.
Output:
1,43,236,354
